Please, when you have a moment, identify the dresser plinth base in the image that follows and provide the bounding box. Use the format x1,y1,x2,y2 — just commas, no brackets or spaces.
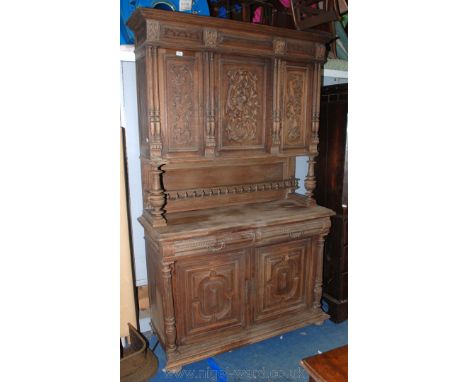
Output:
159,309,329,371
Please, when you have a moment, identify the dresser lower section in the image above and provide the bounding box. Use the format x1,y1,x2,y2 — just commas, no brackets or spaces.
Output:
143,211,332,371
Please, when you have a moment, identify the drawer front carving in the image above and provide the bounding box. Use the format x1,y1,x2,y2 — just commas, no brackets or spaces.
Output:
256,219,328,245
254,240,308,323
175,250,247,344
172,230,256,256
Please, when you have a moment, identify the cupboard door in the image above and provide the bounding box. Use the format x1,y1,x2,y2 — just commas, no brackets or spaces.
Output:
175,250,248,344
215,54,271,154
158,48,204,157
254,240,309,323
280,63,311,154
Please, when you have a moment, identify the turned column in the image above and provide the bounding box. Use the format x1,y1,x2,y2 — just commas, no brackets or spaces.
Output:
305,62,322,207
161,262,177,353
148,161,167,227
204,50,216,157
313,232,328,310
304,156,317,206
147,45,162,158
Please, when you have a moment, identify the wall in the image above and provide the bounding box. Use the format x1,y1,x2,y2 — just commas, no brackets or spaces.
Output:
120,60,147,286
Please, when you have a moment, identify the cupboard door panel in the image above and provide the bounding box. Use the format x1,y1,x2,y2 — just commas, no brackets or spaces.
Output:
281,63,311,153
175,250,248,344
158,48,204,157
254,240,309,323
216,55,271,153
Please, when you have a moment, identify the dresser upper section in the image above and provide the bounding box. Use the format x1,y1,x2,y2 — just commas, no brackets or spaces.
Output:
128,9,332,163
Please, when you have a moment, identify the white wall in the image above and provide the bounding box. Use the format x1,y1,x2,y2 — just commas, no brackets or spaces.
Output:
120,60,147,286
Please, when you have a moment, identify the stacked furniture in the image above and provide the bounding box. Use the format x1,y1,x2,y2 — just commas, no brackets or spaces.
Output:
128,8,334,372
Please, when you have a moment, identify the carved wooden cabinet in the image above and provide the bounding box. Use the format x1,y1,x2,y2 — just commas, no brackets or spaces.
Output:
128,8,334,372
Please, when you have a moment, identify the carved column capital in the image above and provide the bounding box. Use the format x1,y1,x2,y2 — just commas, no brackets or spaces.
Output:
203,28,219,48
147,20,160,41
273,38,287,56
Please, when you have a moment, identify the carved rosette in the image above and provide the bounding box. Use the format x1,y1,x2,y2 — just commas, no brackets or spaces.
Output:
225,69,259,144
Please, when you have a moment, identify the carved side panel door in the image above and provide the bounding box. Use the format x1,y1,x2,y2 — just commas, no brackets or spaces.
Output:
253,239,310,324
174,250,249,345
280,63,312,154
215,55,272,155
158,48,204,158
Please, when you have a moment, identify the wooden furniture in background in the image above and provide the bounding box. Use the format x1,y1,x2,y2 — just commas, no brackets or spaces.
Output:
128,8,333,372
300,345,348,382
290,0,340,30
315,83,348,323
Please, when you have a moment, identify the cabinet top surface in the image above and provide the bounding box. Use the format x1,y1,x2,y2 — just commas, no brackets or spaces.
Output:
142,198,334,239
128,8,332,44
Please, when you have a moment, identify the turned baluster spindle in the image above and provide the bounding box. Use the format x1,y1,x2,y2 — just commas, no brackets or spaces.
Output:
149,161,167,227
304,156,317,206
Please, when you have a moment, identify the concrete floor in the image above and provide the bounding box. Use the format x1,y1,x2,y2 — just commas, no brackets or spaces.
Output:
146,319,348,381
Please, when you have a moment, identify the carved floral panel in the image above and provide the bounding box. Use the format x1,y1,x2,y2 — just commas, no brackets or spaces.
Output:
218,58,267,150
282,66,309,150
163,53,202,154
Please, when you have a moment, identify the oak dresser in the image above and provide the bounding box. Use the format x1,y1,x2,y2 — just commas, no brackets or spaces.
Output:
128,8,335,372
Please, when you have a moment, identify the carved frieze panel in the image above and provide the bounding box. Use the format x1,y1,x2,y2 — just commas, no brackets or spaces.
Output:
160,50,203,155
281,65,309,150
161,25,203,42
175,251,247,342
217,57,269,151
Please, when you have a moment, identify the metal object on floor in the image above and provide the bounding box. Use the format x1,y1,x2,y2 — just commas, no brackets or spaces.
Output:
121,323,159,382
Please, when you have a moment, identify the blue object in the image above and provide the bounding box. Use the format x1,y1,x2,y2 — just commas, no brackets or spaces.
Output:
120,0,210,45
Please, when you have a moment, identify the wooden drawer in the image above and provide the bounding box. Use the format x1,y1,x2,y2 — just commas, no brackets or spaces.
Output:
171,229,256,257
255,218,329,246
